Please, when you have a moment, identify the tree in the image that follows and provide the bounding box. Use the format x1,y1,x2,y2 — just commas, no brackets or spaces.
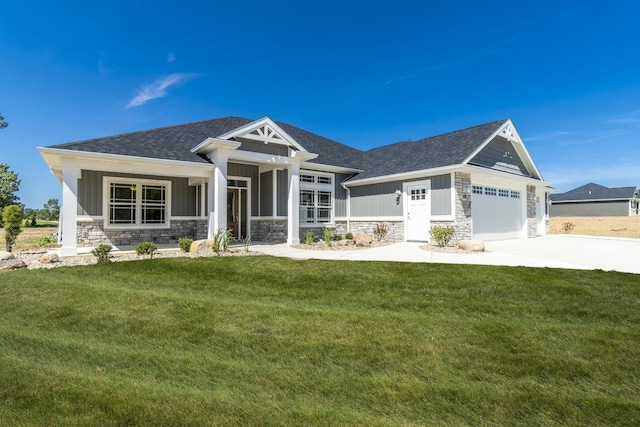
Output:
0,113,7,129
3,204,23,252
41,198,60,221
0,163,20,227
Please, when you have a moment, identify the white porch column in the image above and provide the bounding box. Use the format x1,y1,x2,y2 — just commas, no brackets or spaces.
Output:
211,150,230,236
287,160,301,245
60,162,78,256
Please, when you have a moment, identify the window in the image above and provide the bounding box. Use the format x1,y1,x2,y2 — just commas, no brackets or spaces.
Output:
105,177,170,228
510,191,520,199
410,188,426,200
472,185,483,194
485,187,497,196
499,189,509,197
299,172,334,224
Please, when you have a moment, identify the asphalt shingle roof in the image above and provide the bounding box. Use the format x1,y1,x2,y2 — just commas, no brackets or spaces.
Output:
352,119,507,180
48,116,511,179
550,183,638,201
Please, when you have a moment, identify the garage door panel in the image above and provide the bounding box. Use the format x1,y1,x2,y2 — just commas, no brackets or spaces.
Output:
472,192,523,240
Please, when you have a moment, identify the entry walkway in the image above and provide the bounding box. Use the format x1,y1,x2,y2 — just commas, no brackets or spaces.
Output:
250,235,640,275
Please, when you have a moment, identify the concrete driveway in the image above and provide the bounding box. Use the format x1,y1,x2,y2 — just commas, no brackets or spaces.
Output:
251,235,640,274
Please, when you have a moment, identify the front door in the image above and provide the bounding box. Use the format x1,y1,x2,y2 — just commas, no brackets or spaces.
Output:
227,188,248,239
405,181,431,241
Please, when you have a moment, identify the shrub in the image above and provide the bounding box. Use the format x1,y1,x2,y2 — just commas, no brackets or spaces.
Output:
243,235,252,253
212,229,234,256
430,225,455,247
2,205,23,252
37,234,57,247
373,223,388,242
136,242,158,259
178,237,193,253
304,230,315,245
345,232,353,240
322,227,333,246
91,244,112,263
561,222,575,234
332,233,342,241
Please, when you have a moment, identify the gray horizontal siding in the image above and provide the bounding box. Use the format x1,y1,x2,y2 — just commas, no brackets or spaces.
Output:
469,137,530,176
350,174,452,217
550,201,630,217
77,170,196,216
236,138,289,156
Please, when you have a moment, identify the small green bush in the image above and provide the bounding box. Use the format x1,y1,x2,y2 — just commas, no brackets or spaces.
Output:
178,237,193,253
37,234,57,247
561,222,575,234
91,244,112,263
345,232,353,240
322,227,333,246
212,229,234,256
332,233,342,241
430,225,455,247
304,230,315,245
136,242,158,259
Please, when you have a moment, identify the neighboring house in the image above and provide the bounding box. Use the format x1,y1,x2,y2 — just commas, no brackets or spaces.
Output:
38,116,552,255
549,183,640,217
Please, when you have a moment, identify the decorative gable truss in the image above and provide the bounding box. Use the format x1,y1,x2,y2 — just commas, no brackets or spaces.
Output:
215,116,308,152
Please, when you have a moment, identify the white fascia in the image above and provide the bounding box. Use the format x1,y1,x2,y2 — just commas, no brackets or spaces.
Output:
551,198,631,203
38,147,214,182
191,137,241,155
343,165,461,187
300,162,362,174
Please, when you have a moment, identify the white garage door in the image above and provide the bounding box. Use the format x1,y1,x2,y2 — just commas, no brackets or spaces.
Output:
471,186,524,240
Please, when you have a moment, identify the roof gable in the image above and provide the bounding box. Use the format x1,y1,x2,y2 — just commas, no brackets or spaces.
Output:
215,116,307,151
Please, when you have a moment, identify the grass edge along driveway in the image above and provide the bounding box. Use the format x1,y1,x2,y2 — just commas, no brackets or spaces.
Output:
1,257,638,426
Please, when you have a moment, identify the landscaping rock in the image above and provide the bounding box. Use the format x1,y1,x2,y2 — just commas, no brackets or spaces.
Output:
337,239,355,247
0,251,14,261
353,234,373,247
458,240,485,252
190,239,214,255
0,259,28,272
39,253,59,264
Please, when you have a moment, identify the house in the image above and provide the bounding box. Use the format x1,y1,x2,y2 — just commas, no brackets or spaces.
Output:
549,183,640,217
38,116,552,256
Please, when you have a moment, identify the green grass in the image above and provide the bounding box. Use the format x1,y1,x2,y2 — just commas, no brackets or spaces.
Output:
1,258,639,426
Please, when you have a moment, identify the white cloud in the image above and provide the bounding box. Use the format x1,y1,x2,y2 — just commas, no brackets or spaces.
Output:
126,73,195,108
544,163,640,191
525,131,571,141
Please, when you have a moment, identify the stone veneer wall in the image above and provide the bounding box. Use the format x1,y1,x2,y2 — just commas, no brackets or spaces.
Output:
453,172,472,241
526,185,537,238
251,219,287,242
334,220,404,242
77,219,207,247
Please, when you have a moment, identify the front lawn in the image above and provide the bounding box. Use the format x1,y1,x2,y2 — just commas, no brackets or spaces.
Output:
1,258,638,426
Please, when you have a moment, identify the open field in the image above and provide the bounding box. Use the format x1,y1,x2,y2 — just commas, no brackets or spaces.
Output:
1,257,639,425
0,223,58,252
550,216,640,239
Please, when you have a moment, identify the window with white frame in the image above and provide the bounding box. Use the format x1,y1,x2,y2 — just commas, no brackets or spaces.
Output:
485,187,497,196
105,177,170,228
499,189,509,197
472,185,483,194
510,190,521,199
299,172,333,224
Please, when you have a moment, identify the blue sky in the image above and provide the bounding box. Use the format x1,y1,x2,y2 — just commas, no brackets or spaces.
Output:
1,0,639,208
